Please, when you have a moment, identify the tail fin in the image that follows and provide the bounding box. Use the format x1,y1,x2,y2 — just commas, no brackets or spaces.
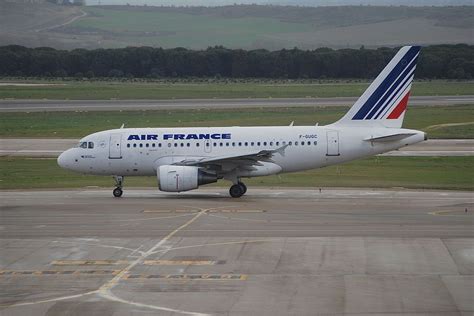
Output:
334,46,421,128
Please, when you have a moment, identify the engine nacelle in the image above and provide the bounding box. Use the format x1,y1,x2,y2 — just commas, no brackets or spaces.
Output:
158,165,218,192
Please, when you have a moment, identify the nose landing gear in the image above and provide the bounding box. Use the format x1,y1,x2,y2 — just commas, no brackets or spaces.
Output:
229,181,247,198
113,176,124,198
113,187,123,198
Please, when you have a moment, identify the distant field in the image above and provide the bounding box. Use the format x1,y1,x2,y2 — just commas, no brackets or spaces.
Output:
0,81,472,100
1,156,472,190
62,5,473,49
2,4,473,50
72,7,313,49
0,105,472,139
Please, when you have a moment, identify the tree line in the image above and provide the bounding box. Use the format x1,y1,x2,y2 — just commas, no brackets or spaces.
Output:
0,44,472,79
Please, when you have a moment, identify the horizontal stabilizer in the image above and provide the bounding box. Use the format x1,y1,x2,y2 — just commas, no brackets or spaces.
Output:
364,133,416,142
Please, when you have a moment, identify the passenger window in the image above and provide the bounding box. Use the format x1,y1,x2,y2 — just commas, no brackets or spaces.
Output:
159,143,162,147
238,142,242,146
133,144,137,148
174,143,178,147
307,141,311,145
152,143,155,147
127,144,130,148
168,143,171,147
196,143,200,147
251,142,254,146
314,141,317,145
257,142,261,146
187,143,190,147
301,142,304,146
270,142,273,146
139,144,143,148
263,142,267,146
245,142,248,146
145,143,149,148
295,141,298,146
276,142,279,146
289,141,292,145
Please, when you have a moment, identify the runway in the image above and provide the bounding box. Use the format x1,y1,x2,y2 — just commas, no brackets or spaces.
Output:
0,188,472,315
0,95,473,112
1,138,472,157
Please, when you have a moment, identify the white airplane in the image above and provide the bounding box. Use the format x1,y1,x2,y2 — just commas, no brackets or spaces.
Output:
58,46,426,198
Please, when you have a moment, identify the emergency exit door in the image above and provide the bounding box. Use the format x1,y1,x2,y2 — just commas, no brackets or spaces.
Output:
326,131,340,156
109,134,122,159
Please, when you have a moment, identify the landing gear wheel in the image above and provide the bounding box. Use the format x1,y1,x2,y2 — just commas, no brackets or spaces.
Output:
113,176,124,198
229,184,244,198
238,182,247,195
113,187,123,198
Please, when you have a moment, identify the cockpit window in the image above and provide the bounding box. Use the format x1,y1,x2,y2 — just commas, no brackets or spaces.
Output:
78,141,88,148
88,142,94,149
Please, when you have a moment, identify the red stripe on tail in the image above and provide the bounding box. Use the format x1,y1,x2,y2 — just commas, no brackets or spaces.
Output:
387,92,410,119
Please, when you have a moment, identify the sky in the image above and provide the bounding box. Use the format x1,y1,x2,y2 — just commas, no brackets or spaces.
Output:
86,0,473,6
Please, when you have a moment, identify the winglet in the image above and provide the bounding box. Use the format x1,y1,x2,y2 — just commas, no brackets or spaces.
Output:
274,144,289,157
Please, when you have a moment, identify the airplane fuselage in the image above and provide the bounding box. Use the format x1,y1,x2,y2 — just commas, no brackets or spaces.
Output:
58,125,425,177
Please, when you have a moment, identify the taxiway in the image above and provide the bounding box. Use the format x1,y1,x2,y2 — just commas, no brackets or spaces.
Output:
0,95,473,112
0,188,472,315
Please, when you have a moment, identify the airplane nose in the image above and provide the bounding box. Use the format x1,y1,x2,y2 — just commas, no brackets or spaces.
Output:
57,152,66,168
57,151,70,169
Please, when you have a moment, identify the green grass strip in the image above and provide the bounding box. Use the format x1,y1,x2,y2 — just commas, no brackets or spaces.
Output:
1,156,472,191
0,81,472,100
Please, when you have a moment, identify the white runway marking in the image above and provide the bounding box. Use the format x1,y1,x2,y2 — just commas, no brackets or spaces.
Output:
51,240,146,256
0,290,98,308
97,207,211,316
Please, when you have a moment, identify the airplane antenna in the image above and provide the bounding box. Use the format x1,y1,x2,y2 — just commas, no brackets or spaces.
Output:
315,122,319,126
289,121,294,127
120,123,125,129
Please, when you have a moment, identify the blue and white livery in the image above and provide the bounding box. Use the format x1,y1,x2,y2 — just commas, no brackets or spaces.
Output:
58,46,426,198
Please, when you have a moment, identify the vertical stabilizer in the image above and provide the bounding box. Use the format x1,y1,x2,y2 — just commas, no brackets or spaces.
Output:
334,46,420,128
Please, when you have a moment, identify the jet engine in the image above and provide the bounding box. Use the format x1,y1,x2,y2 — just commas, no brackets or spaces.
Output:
158,165,218,192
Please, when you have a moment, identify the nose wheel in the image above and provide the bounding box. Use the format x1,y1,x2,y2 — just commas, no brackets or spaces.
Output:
113,187,123,198
229,182,247,198
113,175,124,198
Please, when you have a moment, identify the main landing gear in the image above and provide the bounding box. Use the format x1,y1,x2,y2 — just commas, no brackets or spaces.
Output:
113,175,124,198
229,182,247,198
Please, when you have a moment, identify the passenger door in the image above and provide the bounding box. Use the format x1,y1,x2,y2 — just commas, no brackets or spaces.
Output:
109,134,122,159
326,131,340,156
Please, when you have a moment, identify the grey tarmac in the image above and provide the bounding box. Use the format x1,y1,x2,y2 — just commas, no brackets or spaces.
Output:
1,138,472,157
0,188,473,315
0,95,473,112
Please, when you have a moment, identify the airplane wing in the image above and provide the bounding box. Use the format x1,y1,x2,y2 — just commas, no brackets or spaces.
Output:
171,145,288,171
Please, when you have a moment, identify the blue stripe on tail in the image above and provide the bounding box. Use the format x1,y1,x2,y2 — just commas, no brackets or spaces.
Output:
352,46,420,120
367,56,418,119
